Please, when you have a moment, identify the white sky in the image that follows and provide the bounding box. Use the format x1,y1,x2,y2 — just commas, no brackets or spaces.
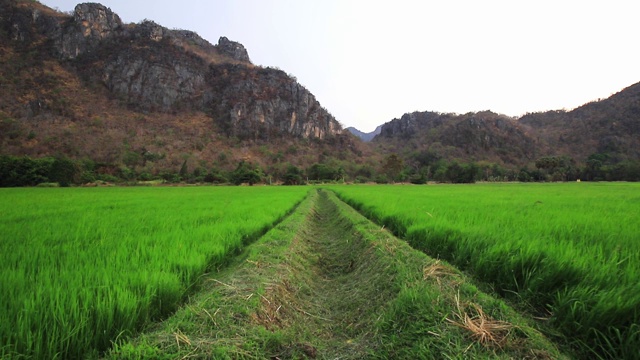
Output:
41,0,640,132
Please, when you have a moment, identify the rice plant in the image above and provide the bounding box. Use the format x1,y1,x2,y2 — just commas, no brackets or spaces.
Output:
332,182,640,359
0,186,309,359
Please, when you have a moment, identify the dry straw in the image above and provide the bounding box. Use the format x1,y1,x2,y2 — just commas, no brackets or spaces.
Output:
447,292,513,348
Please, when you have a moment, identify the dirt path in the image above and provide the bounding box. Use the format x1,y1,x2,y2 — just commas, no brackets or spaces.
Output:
105,189,567,359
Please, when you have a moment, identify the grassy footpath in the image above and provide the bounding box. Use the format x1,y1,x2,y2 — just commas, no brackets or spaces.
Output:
108,189,567,359
0,186,309,359
330,183,640,359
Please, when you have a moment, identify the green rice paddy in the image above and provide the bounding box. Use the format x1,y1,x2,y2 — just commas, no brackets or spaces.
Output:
0,186,309,359
332,183,640,358
1,183,638,359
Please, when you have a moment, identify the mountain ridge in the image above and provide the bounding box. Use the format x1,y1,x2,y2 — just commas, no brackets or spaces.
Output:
359,81,639,182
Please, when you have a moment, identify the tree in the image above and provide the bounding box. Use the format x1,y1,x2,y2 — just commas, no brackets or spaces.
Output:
230,161,262,185
306,163,339,182
535,156,559,171
444,161,478,183
0,156,53,187
204,167,228,184
382,154,403,182
179,160,189,180
49,156,78,187
282,164,304,185
535,156,576,181
122,150,142,169
409,171,427,184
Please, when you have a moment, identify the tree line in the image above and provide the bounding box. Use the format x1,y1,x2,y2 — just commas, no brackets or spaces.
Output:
1,153,639,187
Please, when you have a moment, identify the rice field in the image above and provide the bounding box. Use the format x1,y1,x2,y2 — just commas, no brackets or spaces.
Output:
2,183,638,359
0,186,309,359
331,182,640,359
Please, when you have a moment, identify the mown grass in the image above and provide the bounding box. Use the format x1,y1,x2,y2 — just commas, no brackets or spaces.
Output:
107,189,567,359
331,182,640,359
0,186,309,359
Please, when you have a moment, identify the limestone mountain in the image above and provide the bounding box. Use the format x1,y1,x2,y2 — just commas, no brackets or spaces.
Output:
0,0,363,179
374,110,537,166
372,81,640,174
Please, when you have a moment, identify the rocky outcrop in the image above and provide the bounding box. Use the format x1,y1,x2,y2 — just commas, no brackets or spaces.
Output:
3,2,124,58
58,3,124,59
207,65,338,140
101,46,208,112
73,3,122,40
217,36,251,63
134,20,165,42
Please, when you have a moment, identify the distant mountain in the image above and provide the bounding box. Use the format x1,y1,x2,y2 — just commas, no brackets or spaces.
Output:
346,125,382,142
374,111,537,166
372,82,640,180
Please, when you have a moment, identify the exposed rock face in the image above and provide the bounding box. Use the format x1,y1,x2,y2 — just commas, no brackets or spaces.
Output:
217,36,251,63
171,29,213,49
1,1,341,140
101,48,208,112
135,20,165,42
1,2,123,58
73,3,122,39
58,3,124,59
441,114,534,156
207,65,338,140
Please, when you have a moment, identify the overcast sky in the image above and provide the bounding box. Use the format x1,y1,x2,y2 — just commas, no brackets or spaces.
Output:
41,0,640,132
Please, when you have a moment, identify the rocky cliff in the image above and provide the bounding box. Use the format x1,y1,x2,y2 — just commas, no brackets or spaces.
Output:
207,64,339,140
1,0,342,141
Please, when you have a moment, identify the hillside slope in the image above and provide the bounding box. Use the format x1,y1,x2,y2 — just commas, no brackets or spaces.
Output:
519,82,640,162
371,82,640,181
0,0,365,181
374,110,537,166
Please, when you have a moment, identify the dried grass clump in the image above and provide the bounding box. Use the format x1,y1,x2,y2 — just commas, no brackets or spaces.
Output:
423,260,457,285
447,293,513,348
